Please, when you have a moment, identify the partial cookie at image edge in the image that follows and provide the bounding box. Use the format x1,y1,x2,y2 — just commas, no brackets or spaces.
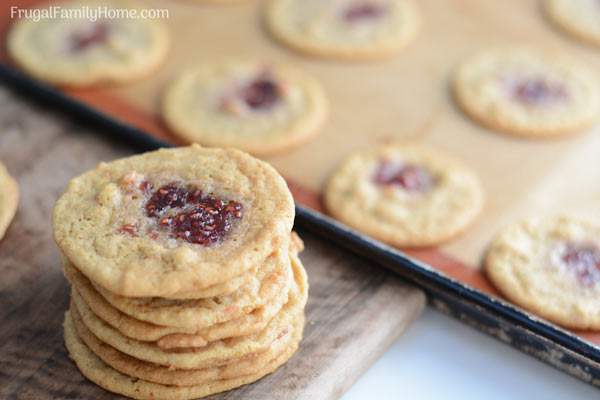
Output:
0,161,19,240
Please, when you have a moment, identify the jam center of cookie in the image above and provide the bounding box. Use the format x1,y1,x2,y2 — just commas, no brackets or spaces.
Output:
70,22,110,52
144,183,243,245
238,75,281,111
373,162,434,192
509,77,568,106
343,2,387,22
557,242,600,287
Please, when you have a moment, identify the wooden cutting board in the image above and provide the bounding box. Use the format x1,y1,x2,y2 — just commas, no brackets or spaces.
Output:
0,85,425,399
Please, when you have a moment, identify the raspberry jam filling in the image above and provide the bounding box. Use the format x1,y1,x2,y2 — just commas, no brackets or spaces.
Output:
508,77,568,106
145,183,243,245
238,74,281,111
554,242,600,287
373,161,434,192
343,2,387,22
119,180,243,246
70,22,110,52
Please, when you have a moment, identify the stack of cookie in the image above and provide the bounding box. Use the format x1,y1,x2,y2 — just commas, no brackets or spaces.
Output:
53,145,307,399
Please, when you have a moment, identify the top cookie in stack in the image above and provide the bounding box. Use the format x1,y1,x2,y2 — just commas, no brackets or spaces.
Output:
52,145,307,399
54,144,294,298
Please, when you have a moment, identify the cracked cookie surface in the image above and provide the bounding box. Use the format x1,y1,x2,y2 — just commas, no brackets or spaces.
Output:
53,145,295,298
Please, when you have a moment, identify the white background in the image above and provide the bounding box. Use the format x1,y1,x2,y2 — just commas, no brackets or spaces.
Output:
343,308,599,399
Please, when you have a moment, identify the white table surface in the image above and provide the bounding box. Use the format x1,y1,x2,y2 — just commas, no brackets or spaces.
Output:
342,307,598,400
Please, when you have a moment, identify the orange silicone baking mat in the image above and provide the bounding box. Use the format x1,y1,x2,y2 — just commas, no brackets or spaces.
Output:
2,0,600,345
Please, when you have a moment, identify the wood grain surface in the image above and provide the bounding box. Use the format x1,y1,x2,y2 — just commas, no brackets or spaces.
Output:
0,85,425,399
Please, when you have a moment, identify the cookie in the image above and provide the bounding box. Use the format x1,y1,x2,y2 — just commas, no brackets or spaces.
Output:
452,47,600,138
66,265,188,341
265,0,419,60
0,161,18,240
89,248,291,331
70,301,303,387
68,267,288,348
64,312,299,400
544,0,600,47
324,144,484,247
485,215,600,330
71,296,298,370
155,286,288,349
8,0,169,87
64,251,255,302
52,145,295,298
71,254,308,369
157,236,302,348
162,60,328,156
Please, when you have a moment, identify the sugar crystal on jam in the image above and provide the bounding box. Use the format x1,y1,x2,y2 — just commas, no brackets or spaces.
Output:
146,184,189,218
144,183,243,245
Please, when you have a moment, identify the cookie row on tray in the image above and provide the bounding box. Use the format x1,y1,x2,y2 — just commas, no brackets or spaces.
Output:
4,0,600,338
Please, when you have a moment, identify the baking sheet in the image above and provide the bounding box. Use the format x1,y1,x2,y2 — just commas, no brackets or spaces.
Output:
2,0,600,364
